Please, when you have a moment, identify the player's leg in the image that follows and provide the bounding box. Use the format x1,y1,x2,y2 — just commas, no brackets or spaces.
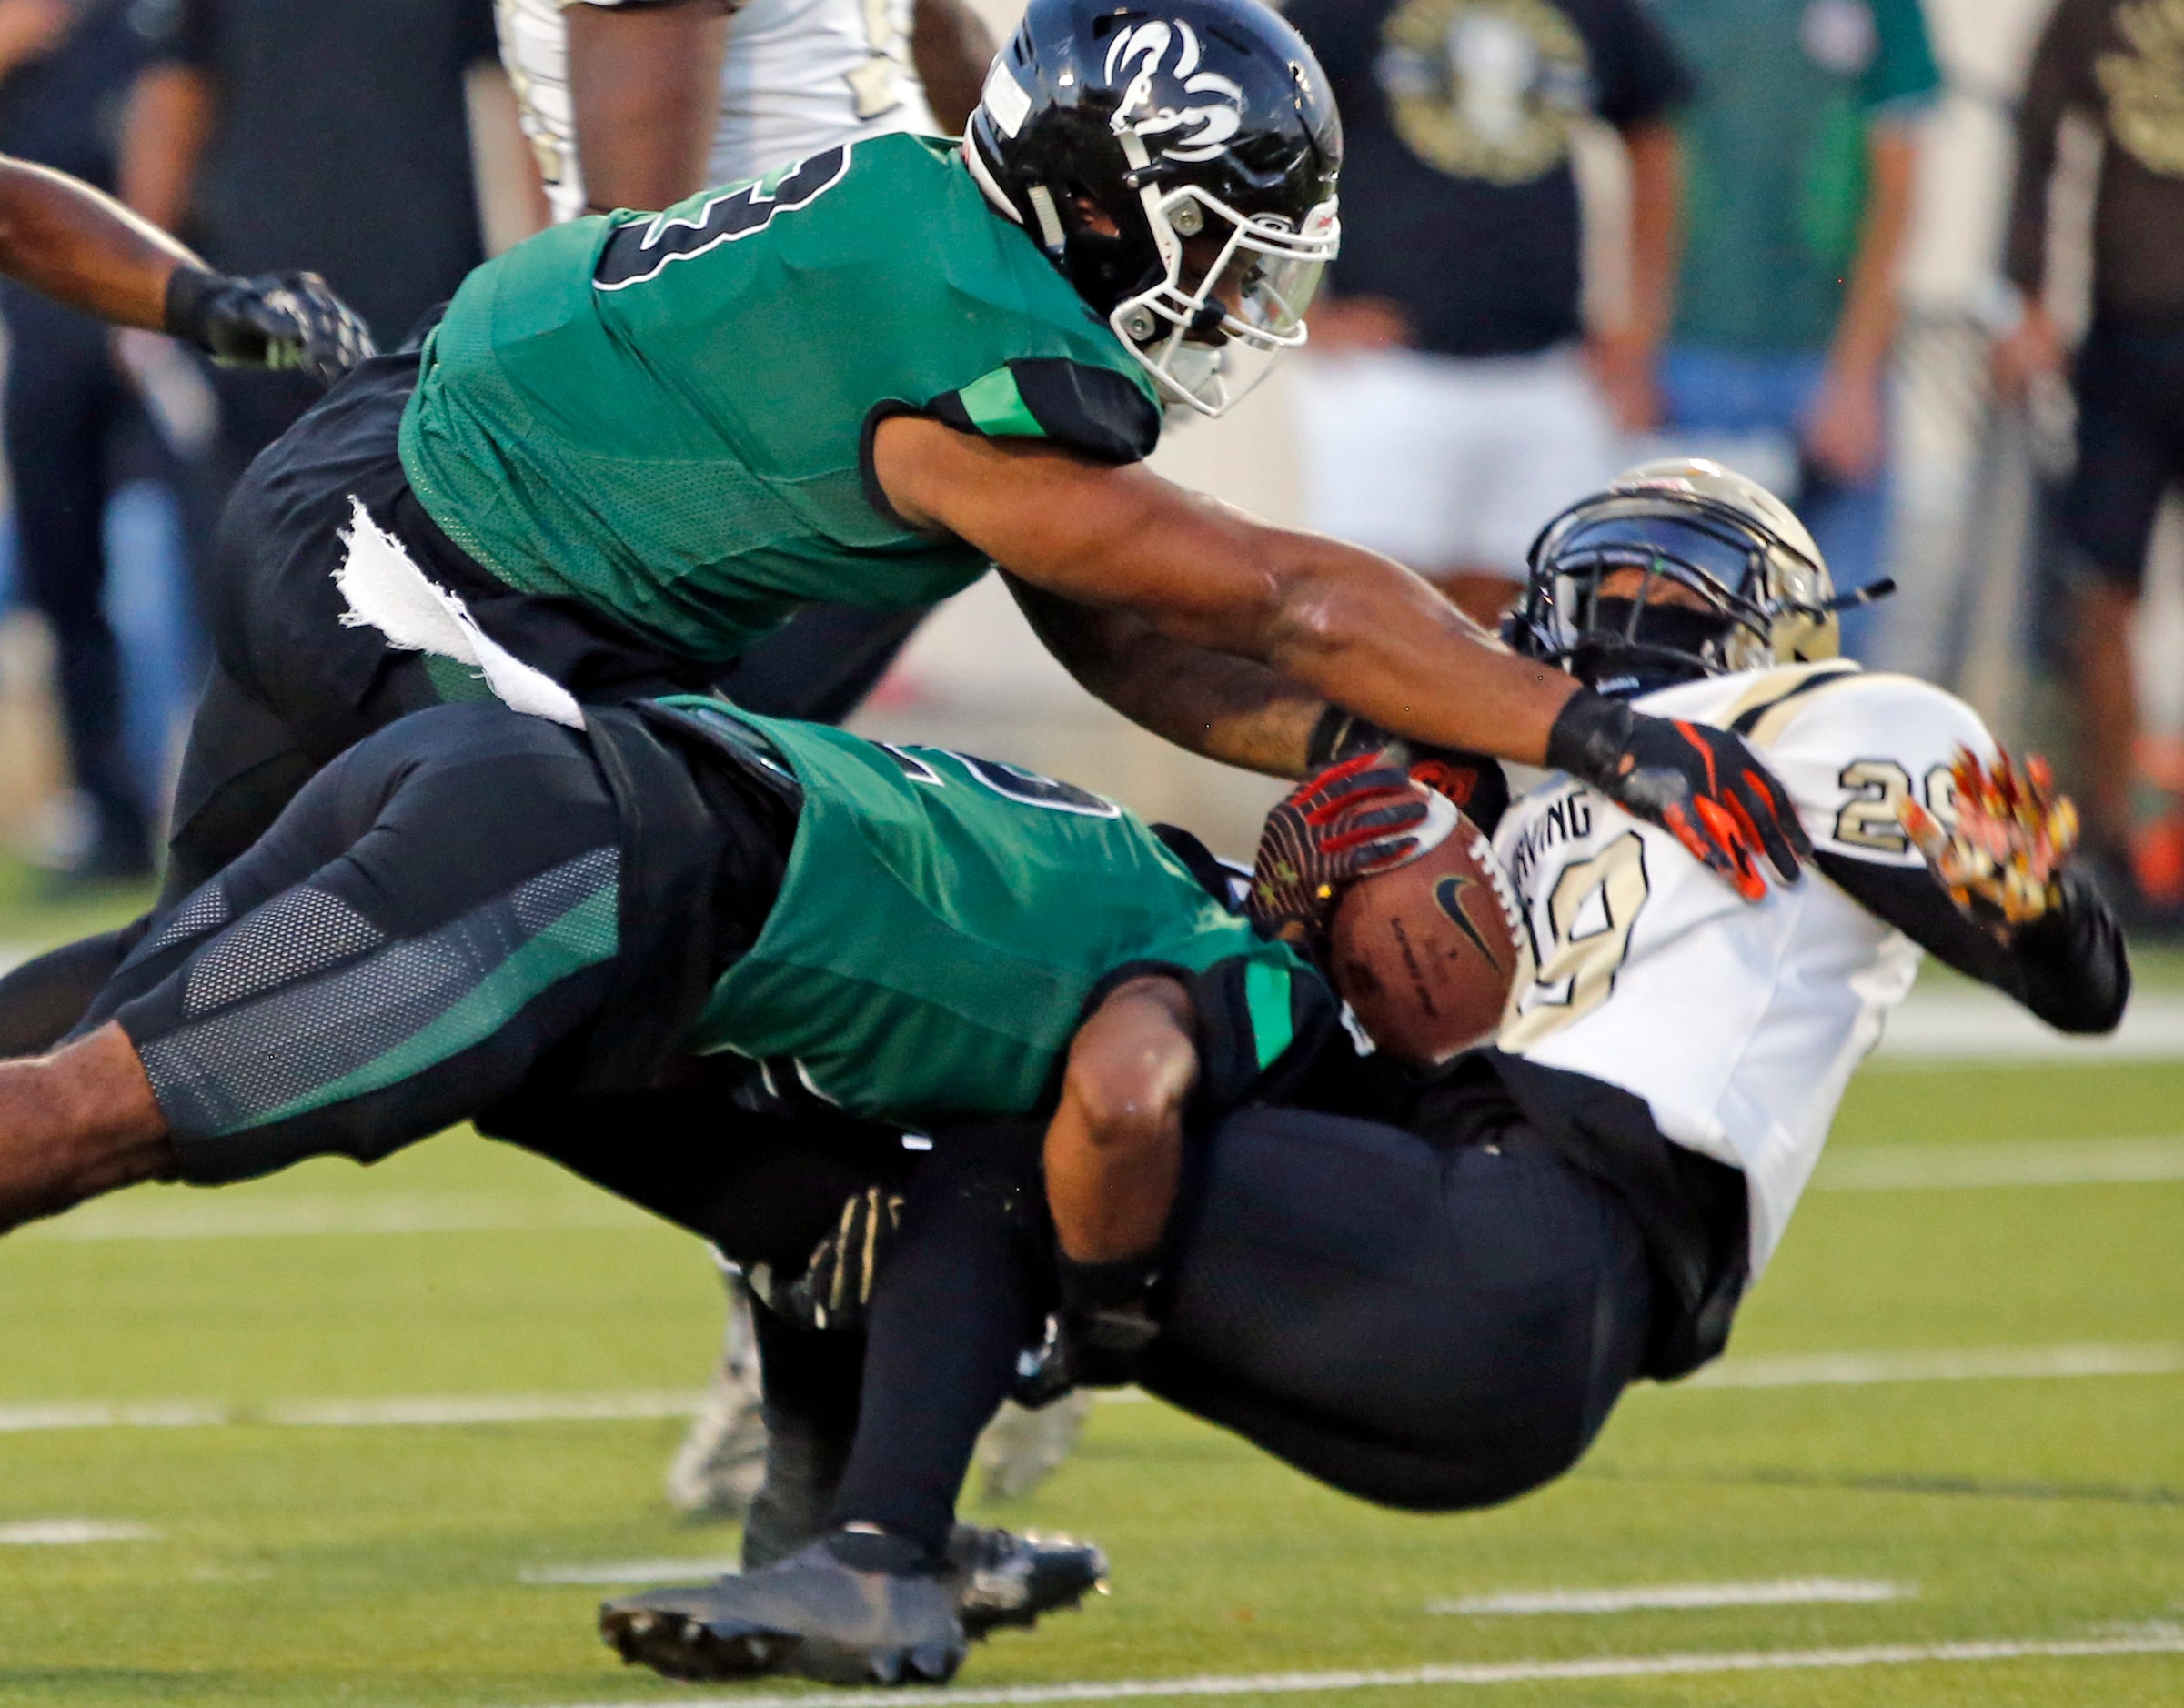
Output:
2057,321,2174,899
601,1124,1099,1686
1142,1103,1654,1512
30,706,628,1210
1,286,153,878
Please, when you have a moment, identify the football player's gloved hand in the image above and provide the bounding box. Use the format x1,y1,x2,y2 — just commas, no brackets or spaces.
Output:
1547,688,1810,902
164,266,377,388
1900,747,2079,939
745,1185,903,1332
1305,707,1511,831
1247,751,1432,945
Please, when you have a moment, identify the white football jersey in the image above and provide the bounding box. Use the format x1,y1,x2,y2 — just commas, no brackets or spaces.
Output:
495,0,939,226
1492,661,1994,1276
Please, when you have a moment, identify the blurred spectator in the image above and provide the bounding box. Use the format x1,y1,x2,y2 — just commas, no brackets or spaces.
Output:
1647,0,1937,656
1284,0,1688,628
1993,0,2184,907
120,0,498,496
496,0,993,226
0,0,171,879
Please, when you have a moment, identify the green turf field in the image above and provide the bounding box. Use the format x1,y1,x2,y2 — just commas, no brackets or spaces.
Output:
0,1051,2178,1707
2,868,2181,1704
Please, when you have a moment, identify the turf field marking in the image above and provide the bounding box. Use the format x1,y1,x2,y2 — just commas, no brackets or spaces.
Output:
27,1191,647,1241
2,1341,2178,1436
1687,1342,2184,1389
0,1519,158,1545
1876,989,2184,1060
1426,1579,1908,1615
520,1557,741,1585
0,1391,701,1432
546,1629,2184,1706
1817,1136,2184,1191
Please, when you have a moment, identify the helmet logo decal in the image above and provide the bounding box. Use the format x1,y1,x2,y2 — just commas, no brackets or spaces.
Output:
1104,20,1245,161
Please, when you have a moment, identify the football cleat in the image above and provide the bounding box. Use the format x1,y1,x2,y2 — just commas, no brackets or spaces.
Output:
601,1538,967,1686
974,1392,1097,1502
946,1522,1108,1637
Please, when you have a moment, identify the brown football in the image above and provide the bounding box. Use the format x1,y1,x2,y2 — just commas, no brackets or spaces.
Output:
1327,799,1522,1067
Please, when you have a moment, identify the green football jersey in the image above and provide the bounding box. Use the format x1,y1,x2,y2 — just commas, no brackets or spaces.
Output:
659,700,1316,1123
398,136,1162,663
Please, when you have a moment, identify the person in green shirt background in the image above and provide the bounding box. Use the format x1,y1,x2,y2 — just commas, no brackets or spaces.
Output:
1645,0,1939,657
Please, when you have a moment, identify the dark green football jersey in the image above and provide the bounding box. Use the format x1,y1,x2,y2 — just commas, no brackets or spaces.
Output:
398,137,1162,663
659,700,1316,1123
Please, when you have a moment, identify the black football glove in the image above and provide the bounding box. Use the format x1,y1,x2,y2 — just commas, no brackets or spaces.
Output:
1546,689,1810,901
165,266,377,388
1247,751,1433,945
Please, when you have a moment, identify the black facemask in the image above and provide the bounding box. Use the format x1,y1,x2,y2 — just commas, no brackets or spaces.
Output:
1572,598,1738,697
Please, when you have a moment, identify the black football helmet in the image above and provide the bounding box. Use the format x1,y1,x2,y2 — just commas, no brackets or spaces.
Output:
966,0,1342,416
1505,459,1870,695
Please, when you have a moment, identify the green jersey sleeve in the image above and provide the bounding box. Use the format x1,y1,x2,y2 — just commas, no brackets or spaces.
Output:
398,136,1162,663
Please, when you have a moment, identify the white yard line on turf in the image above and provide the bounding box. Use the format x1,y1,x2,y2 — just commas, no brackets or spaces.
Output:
1875,990,2184,1060
0,1519,158,1544
1815,1136,2184,1191
1686,1342,2184,1389
1427,1579,1908,1616
0,1391,702,1432
543,1630,2184,1708
520,1557,741,1585
24,1192,649,1241
4,1341,2179,1434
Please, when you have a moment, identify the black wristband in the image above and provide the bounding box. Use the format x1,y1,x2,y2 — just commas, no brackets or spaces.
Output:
1306,706,1393,769
1544,688,1635,785
162,266,228,350
1057,1251,1161,1317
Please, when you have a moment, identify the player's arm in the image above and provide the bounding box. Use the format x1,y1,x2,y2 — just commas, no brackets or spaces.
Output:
908,0,996,134
875,417,1807,898
0,155,197,330
1045,974,1198,1271
0,155,371,381
1767,682,2128,1034
567,0,735,214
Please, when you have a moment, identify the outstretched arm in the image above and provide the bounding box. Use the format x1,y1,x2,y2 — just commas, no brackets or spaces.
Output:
0,155,200,330
877,418,1809,898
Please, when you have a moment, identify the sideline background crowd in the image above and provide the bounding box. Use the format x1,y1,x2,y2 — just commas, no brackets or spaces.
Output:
0,0,2178,914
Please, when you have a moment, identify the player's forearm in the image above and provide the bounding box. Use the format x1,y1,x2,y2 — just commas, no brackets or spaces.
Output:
1242,529,1577,767
568,1,731,212
1045,980,1198,1265
1009,578,1325,778
0,158,202,329
119,65,213,236
909,0,997,134
1828,125,1918,382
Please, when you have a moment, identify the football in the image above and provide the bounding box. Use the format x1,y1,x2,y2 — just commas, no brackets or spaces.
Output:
1326,799,1523,1067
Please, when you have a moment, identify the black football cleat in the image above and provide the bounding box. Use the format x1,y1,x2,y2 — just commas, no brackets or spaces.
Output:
946,1525,1107,1637
600,1537,968,1685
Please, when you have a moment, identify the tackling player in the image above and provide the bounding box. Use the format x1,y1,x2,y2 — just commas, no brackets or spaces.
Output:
0,153,368,386
0,0,1812,1070
596,461,2127,1687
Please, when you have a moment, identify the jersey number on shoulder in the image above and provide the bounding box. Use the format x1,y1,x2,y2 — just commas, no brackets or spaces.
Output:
595,149,852,291
1501,832,1650,1050
1833,759,1960,855
846,0,908,118
879,744,1122,818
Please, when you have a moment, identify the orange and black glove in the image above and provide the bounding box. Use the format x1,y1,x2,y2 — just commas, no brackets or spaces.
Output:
1546,689,1810,901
